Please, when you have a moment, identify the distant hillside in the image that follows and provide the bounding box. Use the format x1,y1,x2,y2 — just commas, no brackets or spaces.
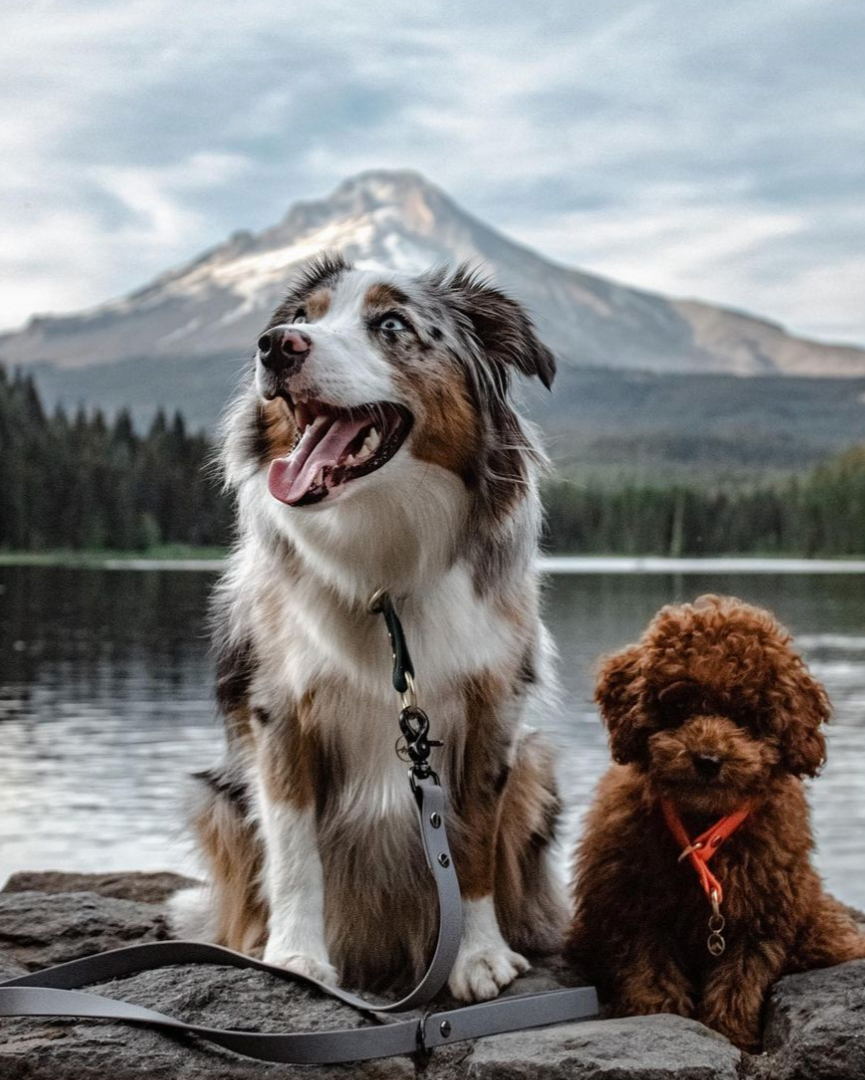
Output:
530,366,865,474
24,354,865,477
2,169,864,472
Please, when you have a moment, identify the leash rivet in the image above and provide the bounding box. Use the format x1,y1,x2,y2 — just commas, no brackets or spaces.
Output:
439,1020,452,1038
430,812,441,828
437,853,450,868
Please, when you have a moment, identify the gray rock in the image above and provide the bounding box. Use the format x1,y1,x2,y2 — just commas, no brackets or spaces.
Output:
467,1015,741,1079
0,962,416,1080
2,871,198,905
1,872,863,1080
759,959,865,1080
0,958,24,983
843,904,865,927
0,890,170,970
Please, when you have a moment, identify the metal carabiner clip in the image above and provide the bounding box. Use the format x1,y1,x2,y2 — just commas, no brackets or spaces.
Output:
402,670,417,710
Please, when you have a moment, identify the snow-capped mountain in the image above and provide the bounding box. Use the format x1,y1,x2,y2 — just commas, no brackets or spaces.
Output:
3,170,865,470
3,169,865,378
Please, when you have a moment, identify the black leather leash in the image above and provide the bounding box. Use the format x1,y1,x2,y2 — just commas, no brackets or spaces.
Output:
0,594,599,1063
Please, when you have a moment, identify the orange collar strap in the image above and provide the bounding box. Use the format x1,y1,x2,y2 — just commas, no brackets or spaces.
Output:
659,798,751,906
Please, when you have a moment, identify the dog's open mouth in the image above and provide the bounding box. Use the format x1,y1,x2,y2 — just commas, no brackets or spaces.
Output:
267,399,413,507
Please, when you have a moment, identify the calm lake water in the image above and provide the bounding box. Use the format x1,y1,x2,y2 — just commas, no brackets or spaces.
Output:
1,565,864,907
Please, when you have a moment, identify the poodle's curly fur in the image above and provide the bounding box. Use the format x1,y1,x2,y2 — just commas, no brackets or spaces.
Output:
567,594,865,1051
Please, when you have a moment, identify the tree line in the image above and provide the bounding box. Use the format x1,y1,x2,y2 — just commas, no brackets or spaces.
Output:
0,368,231,551
1,366,863,555
542,450,865,556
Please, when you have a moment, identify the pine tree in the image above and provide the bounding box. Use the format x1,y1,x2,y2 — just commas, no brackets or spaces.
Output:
2,362,864,557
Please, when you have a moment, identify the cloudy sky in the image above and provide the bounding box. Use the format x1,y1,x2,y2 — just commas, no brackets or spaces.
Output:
2,0,864,342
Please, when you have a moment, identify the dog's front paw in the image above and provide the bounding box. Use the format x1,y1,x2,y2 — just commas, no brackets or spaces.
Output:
448,944,530,1002
263,945,339,987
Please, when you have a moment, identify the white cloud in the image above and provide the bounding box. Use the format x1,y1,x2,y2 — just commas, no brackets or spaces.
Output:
0,0,863,341
745,254,865,345
0,150,253,326
92,153,253,250
515,199,806,307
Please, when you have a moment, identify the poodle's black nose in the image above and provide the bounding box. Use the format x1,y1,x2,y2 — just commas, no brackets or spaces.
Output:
693,753,722,779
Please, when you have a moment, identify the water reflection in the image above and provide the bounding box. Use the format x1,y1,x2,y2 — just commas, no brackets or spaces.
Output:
1,567,863,906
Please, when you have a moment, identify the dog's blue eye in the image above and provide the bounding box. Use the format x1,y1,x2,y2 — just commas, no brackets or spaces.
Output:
294,310,308,324
378,315,408,332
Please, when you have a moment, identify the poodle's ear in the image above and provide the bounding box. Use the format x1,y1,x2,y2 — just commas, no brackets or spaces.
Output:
769,657,830,778
595,644,647,765
443,265,556,390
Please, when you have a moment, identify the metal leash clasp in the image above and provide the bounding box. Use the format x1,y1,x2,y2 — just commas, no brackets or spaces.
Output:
707,889,726,956
369,590,442,792
399,703,442,775
401,670,417,711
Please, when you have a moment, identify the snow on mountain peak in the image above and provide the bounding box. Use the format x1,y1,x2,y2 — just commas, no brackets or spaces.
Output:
2,169,865,383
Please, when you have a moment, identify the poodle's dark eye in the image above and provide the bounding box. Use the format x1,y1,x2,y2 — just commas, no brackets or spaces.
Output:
657,682,701,724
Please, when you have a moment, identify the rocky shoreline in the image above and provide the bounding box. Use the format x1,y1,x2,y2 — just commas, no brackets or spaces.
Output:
1,871,863,1079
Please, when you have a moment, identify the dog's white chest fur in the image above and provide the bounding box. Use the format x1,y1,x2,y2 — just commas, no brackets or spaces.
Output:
241,548,523,809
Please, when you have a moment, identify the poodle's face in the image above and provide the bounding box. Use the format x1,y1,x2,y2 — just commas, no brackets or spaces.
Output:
595,595,830,814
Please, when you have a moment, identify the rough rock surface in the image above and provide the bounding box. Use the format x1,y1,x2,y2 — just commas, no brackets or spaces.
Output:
2,871,196,905
0,872,863,1080
466,1015,742,1079
757,959,865,1080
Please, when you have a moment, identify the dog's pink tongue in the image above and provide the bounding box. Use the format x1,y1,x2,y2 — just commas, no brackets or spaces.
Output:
268,413,370,505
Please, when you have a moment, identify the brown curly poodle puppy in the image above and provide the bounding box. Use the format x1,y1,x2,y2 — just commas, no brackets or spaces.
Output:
567,594,865,1051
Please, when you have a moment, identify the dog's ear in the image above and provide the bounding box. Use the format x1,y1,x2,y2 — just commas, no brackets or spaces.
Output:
768,656,830,777
595,644,647,765
444,265,556,391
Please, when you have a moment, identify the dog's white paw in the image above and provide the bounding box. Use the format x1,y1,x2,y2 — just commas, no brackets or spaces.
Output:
448,944,530,1002
166,885,218,942
263,946,339,987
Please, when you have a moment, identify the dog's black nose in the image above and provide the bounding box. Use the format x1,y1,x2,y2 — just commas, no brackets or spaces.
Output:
257,328,312,373
693,753,722,779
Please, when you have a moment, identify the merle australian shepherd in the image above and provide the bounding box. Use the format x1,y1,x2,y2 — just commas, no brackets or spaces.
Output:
170,254,565,1002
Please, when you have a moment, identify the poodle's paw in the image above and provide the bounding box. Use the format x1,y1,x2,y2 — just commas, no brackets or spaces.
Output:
448,944,531,1002
616,987,695,1019
263,944,339,987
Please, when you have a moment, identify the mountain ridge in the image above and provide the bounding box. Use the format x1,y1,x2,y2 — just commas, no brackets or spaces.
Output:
3,169,865,473
3,169,864,379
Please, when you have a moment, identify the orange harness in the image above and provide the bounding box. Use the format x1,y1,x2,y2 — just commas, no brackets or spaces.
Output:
659,798,751,955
